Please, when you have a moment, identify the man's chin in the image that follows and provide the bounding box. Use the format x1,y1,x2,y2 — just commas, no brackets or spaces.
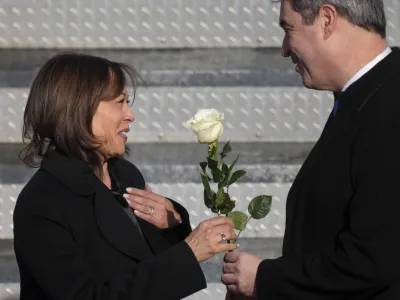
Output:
301,76,313,89
300,73,318,89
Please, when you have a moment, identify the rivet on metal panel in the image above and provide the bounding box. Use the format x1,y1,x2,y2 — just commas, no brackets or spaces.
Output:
12,22,21,29
12,8,21,15
226,122,234,130
269,122,278,131
157,132,164,140
228,7,237,15
199,7,208,15
185,7,194,15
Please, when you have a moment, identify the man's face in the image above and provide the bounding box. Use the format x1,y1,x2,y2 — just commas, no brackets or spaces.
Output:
279,0,327,89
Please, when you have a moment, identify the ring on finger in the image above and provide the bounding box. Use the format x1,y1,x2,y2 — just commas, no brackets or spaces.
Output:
220,232,226,243
149,206,154,217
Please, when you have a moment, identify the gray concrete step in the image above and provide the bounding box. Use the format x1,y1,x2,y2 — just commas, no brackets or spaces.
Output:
0,48,302,87
0,142,312,184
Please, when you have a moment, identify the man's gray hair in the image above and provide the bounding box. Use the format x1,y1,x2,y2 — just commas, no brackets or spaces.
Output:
289,0,386,38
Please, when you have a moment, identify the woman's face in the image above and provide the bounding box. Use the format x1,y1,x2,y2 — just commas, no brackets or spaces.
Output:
92,87,134,158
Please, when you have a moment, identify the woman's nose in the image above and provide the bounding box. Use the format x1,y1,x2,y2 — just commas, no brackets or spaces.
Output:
125,106,135,123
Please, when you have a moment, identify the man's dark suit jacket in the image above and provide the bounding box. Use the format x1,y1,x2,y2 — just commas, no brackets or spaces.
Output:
256,47,400,299
13,150,206,300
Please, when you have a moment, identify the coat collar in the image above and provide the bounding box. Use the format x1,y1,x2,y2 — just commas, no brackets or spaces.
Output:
41,149,97,195
337,46,400,117
286,47,400,206
40,150,155,261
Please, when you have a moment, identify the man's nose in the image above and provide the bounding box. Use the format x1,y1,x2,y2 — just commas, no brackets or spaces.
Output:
281,35,291,57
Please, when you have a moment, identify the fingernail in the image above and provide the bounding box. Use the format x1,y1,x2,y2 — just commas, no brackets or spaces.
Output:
126,188,133,192
123,193,129,199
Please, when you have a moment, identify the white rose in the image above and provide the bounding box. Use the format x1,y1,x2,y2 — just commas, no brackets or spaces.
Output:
185,109,224,144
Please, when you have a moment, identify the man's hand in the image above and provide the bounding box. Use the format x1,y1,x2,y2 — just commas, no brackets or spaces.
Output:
123,184,182,229
221,252,263,297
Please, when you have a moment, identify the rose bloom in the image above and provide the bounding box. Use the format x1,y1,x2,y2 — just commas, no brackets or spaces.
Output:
185,109,224,144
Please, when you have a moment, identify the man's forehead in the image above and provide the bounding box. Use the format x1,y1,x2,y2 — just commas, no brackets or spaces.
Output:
278,0,300,27
279,0,293,15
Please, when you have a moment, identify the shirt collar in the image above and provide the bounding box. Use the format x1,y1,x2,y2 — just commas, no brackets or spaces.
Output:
342,46,392,92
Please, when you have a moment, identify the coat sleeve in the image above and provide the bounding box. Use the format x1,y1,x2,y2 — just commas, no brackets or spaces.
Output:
13,202,207,300
159,197,193,245
255,107,400,299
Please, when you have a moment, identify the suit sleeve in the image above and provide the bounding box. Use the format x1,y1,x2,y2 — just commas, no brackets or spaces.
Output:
255,108,400,299
13,203,206,300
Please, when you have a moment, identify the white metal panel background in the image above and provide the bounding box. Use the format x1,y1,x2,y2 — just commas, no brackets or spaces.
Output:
0,0,397,48
0,0,398,299
0,87,333,143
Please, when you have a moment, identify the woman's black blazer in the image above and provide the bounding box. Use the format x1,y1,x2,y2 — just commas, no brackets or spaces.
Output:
13,150,206,300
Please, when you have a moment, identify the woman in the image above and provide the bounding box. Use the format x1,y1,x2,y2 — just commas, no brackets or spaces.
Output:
13,53,239,300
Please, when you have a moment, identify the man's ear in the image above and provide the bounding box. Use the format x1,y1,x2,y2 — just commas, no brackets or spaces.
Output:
319,4,339,40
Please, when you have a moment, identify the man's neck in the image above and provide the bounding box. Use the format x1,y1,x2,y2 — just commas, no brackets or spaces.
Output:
333,35,388,91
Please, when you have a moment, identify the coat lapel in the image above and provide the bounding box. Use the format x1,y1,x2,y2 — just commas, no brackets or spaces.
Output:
93,181,154,261
108,159,172,255
41,150,155,261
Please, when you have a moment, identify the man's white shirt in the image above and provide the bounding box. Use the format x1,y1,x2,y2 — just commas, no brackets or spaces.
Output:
342,46,392,92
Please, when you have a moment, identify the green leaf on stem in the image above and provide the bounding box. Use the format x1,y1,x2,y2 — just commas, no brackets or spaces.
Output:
227,211,248,231
219,199,235,215
222,163,229,176
215,189,227,206
228,170,247,185
218,180,225,190
203,189,214,209
212,168,223,183
201,174,212,199
199,161,207,173
228,154,240,175
220,140,232,158
248,195,272,219
217,163,229,188
207,157,218,170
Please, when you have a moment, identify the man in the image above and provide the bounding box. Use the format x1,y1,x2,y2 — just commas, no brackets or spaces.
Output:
222,0,400,299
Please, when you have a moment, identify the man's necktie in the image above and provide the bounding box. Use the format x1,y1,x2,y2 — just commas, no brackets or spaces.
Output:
333,92,340,116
